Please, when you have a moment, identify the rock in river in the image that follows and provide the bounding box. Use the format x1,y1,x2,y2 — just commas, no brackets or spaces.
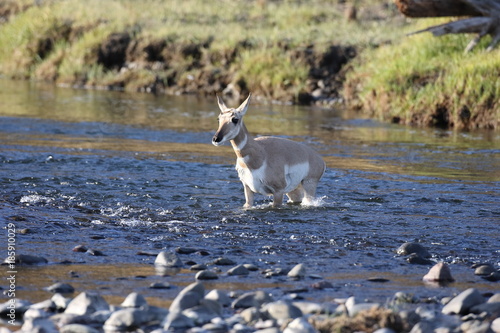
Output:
64,292,109,316
154,251,183,267
397,242,431,258
423,262,454,283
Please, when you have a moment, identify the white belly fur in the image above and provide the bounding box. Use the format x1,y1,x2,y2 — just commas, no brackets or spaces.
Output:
236,158,310,195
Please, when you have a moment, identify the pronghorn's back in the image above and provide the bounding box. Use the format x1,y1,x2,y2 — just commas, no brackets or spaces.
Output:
212,94,325,208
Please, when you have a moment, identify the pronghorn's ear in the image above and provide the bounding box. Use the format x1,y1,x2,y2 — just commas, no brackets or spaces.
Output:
236,93,251,116
217,95,228,112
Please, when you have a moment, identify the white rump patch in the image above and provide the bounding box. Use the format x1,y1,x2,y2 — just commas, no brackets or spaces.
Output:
283,162,310,193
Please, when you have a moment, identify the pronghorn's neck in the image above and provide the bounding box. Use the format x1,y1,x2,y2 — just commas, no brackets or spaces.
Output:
229,122,264,169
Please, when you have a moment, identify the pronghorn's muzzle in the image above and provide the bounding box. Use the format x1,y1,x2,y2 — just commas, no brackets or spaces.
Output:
212,133,223,145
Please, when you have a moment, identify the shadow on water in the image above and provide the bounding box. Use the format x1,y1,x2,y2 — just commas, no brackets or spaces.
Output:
1,79,499,308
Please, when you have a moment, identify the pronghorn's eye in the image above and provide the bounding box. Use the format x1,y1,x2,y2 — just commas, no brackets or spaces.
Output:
231,117,239,124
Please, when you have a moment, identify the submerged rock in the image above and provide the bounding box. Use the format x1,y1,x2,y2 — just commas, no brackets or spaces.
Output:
397,242,431,258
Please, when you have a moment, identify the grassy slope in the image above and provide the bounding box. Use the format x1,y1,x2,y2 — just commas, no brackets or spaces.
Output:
345,19,500,129
0,0,498,129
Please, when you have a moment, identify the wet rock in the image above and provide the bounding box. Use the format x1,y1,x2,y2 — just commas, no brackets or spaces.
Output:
30,299,56,312
345,296,380,317
407,253,433,265
474,263,496,276
154,251,183,267
263,267,288,277
24,307,49,320
65,292,109,316
73,245,88,253
86,249,105,256
205,289,232,307
169,282,205,314
397,242,431,258
0,298,32,318
491,317,500,332
60,324,100,333
262,301,302,321
287,263,306,279
176,247,198,254
213,257,236,265
310,280,333,289
120,292,147,308
190,263,208,271
482,271,500,282
391,292,417,305
149,281,171,289
244,264,259,271
196,270,219,280
5,254,48,265
442,288,485,315
423,262,454,283
232,291,273,309
46,282,75,294
470,301,500,316
284,317,316,333
292,301,323,315
488,293,500,303
228,264,250,276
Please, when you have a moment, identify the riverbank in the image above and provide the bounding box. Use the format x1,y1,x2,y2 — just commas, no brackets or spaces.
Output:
0,0,498,130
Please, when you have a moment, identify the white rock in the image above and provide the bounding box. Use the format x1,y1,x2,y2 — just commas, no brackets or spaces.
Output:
120,292,148,308
287,263,306,279
284,317,317,333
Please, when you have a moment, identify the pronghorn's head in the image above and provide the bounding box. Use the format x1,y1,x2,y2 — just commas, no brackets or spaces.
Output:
212,94,251,146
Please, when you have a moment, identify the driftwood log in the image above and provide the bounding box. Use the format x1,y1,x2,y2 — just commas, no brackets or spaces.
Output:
395,0,500,52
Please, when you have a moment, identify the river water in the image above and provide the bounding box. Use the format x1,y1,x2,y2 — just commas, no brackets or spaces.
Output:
1,79,499,309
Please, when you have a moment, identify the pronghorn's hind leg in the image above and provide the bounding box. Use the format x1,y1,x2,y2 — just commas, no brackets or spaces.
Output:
272,191,284,207
301,179,319,205
286,185,304,204
243,184,255,209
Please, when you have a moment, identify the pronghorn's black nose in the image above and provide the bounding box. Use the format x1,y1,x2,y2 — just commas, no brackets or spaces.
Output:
212,134,222,143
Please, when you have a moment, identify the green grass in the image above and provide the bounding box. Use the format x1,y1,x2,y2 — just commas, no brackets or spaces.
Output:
345,19,500,128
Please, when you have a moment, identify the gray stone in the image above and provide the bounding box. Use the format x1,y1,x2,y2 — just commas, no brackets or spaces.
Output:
205,289,232,307
470,301,500,316
409,320,434,333
169,282,205,313
52,293,71,310
263,301,302,321
60,324,100,333
30,299,55,311
397,242,431,257
488,293,500,303
7,254,48,265
423,263,454,283
154,251,183,267
284,317,317,333
190,264,208,271
460,320,491,333
21,318,58,333
120,292,148,308
65,292,109,316
442,288,485,315
163,311,195,330
232,291,273,309
240,307,260,323
491,317,500,333
46,282,75,294
23,308,49,320
228,264,250,276
182,301,221,325
407,253,433,265
287,263,306,279
0,298,32,317
196,269,218,280
103,308,151,331
373,329,396,333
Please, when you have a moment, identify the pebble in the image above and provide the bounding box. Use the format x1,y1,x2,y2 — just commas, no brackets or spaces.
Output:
474,263,496,276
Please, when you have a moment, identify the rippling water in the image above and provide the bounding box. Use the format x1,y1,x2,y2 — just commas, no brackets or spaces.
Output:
1,79,499,307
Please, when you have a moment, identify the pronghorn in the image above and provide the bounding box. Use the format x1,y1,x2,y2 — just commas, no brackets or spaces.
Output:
212,94,326,208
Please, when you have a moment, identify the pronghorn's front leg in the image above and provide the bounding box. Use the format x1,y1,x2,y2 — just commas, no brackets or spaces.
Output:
243,184,254,208
272,192,284,207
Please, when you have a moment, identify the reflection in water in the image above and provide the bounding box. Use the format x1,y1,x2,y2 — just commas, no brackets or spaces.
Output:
1,79,499,308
